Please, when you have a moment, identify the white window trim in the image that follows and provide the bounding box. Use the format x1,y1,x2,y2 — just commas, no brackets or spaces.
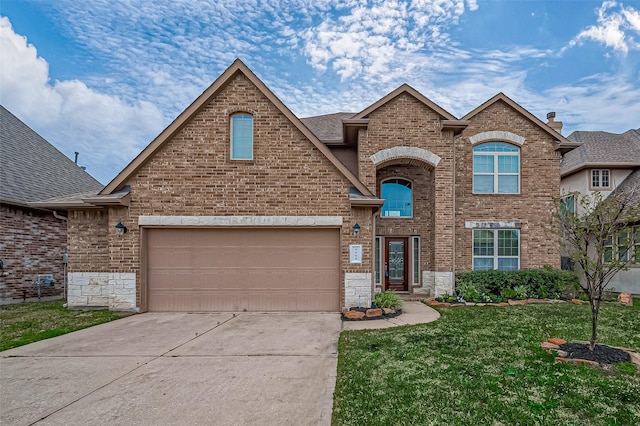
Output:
411,236,420,285
230,113,253,160
590,169,611,189
374,236,382,285
472,144,520,195
472,229,520,270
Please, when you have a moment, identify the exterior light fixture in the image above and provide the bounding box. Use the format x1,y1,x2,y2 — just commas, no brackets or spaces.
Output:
115,221,128,236
353,223,361,236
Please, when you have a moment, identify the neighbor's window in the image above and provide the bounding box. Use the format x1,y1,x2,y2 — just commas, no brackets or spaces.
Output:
591,169,610,188
617,229,630,262
605,228,635,263
560,195,575,217
231,114,253,160
381,178,412,217
473,229,520,270
634,226,640,264
473,142,520,194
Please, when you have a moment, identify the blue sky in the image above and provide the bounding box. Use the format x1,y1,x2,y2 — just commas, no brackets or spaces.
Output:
1,0,639,184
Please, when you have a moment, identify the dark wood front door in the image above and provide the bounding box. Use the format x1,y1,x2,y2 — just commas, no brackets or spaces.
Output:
385,238,408,291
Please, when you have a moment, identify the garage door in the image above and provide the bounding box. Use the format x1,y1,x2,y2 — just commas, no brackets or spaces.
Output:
145,228,340,312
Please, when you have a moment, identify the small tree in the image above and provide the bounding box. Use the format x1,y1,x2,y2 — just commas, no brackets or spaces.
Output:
554,188,640,350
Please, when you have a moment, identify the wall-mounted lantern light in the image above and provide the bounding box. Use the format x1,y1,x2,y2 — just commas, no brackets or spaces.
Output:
353,223,361,236
115,221,128,236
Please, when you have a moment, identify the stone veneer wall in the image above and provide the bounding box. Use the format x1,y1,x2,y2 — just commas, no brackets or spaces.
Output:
0,204,66,302
345,273,373,308
67,272,136,310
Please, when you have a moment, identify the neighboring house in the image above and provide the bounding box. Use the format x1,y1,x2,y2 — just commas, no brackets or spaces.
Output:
0,105,103,303
34,59,571,312
561,128,640,295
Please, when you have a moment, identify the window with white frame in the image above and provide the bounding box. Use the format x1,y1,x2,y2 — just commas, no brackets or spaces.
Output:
381,178,412,217
591,169,610,188
230,114,253,160
412,236,420,285
473,142,520,194
473,229,520,270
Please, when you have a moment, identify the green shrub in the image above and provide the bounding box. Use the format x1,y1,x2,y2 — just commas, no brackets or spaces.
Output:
374,291,403,310
456,282,481,302
455,268,579,300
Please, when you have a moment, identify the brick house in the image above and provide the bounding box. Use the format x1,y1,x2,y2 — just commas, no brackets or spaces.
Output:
561,128,640,295
0,105,103,302
37,60,571,312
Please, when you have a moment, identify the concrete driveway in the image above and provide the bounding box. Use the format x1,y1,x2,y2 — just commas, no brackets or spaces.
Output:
0,312,342,425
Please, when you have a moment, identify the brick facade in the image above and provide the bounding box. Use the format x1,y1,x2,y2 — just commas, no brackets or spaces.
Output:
62,61,564,310
0,204,66,301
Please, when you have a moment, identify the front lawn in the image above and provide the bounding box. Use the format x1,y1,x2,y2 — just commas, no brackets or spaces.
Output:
333,300,640,425
0,300,132,351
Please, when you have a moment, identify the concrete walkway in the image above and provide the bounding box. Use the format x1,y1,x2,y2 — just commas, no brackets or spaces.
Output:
341,301,440,331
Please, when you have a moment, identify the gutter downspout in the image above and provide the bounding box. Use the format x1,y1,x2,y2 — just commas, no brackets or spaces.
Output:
52,211,68,301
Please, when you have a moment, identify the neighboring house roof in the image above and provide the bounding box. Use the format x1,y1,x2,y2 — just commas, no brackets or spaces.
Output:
300,112,355,144
101,59,374,197
561,128,640,176
462,92,573,149
0,105,103,206
610,168,640,208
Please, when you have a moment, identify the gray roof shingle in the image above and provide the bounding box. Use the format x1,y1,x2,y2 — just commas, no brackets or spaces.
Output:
0,105,103,205
300,112,355,144
562,128,640,175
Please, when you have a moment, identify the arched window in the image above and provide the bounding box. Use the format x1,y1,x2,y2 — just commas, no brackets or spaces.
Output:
473,142,519,194
381,178,412,217
230,114,253,160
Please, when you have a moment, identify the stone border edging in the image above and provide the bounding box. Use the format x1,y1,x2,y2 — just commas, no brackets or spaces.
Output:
541,338,640,368
342,307,402,321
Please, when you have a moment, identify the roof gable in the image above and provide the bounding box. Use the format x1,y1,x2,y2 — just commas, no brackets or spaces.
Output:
0,105,103,205
461,93,572,145
353,84,457,121
102,59,372,196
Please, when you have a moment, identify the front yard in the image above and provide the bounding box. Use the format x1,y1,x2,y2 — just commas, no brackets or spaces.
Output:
333,300,640,425
0,300,131,351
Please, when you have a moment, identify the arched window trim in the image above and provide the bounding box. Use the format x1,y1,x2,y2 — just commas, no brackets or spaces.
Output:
380,177,414,218
230,112,254,160
472,142,520,194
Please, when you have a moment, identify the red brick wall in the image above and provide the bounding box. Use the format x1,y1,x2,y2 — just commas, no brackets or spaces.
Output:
0,204,66,301
454,100,561,270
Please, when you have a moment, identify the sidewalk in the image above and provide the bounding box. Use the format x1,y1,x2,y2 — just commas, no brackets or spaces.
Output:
341,301,440,331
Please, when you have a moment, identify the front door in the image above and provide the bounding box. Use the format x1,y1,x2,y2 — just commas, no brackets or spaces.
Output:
385,238,408,291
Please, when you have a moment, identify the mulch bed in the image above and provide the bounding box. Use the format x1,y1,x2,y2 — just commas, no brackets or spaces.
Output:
559,342,631,364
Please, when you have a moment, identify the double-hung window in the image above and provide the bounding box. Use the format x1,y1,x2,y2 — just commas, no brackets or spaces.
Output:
473,229,520,270
473,142,520,194
230,114,253,160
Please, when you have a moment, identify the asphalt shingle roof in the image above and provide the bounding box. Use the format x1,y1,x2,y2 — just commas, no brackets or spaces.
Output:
300,112,355,144
0,105,103,205
562,128,640,175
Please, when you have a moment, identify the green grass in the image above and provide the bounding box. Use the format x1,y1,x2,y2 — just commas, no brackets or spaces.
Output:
333,300,640,426
0,299,132,351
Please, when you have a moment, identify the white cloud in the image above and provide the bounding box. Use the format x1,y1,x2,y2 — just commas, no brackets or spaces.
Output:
570,1,640,54
0,17,163,184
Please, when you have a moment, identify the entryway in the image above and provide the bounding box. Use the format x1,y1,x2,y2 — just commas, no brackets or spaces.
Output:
385,237,408,291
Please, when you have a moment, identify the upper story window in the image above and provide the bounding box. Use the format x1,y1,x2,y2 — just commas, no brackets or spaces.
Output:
230,114,253,160
591,169,610,189
381,178,412,217
473,142,520,194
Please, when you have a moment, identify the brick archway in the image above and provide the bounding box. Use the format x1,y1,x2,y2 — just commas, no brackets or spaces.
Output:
370,146,441,168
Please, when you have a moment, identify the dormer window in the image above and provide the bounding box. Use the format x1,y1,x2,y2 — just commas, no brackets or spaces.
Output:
231,114,253,160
